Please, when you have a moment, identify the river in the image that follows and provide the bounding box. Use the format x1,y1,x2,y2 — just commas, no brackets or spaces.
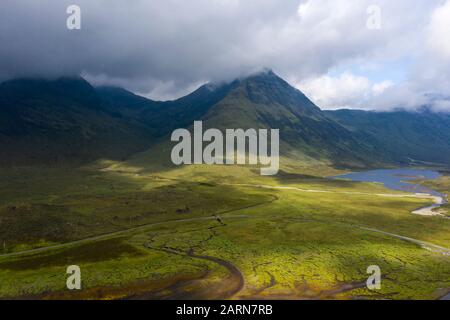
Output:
334,168,448,216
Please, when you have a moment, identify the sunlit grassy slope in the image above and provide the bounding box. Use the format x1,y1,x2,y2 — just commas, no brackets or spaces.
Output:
0,158,449,300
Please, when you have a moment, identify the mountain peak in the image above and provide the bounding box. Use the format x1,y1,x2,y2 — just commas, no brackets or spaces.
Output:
231,69,321,116
242,68,278,81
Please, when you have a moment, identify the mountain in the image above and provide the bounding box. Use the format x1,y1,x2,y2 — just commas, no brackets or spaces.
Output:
2,71,450,168
326,109,450,165
91,71,450,167
98,70,382,168
97,80,238,137
0,78,154,166
195,70,381,167
0,76,241,166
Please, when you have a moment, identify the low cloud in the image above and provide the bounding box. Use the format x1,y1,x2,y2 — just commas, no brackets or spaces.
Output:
297,73,394,110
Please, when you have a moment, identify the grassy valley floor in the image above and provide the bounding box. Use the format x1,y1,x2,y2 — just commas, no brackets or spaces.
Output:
0,161,449,300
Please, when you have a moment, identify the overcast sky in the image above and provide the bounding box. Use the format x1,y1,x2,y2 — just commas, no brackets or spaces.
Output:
1,0,449,111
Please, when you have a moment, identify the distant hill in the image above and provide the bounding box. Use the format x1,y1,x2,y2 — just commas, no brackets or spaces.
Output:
0,78,153,166
1,71,450,168
325,109,450,165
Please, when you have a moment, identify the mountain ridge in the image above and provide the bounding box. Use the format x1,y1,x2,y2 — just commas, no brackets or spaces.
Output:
1,72,450,167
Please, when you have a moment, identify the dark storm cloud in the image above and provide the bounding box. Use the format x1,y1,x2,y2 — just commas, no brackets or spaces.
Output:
0,0,448,108
1,0,302,94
